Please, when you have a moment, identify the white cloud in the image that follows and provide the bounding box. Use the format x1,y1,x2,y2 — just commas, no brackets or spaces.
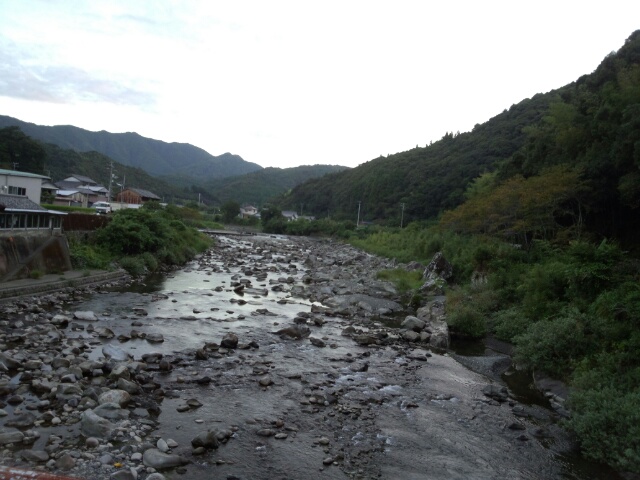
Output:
0,0,638,168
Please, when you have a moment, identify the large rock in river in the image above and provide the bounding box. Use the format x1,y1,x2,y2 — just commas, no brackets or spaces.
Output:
81,409,115,438
143,448,189,469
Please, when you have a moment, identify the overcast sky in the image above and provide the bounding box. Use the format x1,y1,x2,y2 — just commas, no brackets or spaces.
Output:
0,1,638,169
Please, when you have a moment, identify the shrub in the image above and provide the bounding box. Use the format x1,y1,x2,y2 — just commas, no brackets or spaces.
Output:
140,252,158,272
376,269,423,294
492,307,530,341
568,386,640,472
29,269,43,279
513,307,596,377
446,303,487,338
118,256,146,276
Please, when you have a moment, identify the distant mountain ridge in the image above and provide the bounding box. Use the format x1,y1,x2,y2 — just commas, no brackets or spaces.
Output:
199,164,350,206
0,115,263,180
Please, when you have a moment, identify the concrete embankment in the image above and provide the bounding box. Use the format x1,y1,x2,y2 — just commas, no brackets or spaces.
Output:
0,269,128,302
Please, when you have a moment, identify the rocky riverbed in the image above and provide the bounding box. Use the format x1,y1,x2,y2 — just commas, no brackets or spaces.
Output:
0,234,621,480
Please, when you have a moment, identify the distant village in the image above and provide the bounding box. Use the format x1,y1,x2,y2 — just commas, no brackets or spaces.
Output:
0,168,161,232
0,168,316,235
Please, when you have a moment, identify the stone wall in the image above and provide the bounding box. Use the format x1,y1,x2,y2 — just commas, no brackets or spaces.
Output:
0,233,72,281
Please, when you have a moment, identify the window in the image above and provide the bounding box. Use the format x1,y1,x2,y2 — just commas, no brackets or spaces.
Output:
7,186,26,196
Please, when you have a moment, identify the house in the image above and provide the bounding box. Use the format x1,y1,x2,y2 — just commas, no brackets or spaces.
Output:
54,175,109,206
240,205,259,219
62,174,99,186
0,193,64,233
0,168,51,205
40,179,59,203
115,187,161,205
281,210,298,221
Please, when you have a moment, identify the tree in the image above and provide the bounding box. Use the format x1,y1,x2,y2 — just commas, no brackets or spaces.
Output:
220,201,240,223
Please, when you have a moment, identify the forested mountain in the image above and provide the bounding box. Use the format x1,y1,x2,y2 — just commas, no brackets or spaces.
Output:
193,164,349,207
278,30,640,248
0,115,263,180
0,126,186,202
278,93,554,223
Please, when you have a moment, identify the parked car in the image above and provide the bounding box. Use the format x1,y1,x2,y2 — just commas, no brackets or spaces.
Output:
93,201,112,214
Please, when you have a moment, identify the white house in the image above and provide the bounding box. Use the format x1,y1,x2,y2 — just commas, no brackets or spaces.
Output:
0,168,50,205
282,210,298,221
240,205,259,219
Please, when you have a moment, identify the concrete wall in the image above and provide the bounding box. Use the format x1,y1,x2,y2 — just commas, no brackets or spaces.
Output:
0,233,72,281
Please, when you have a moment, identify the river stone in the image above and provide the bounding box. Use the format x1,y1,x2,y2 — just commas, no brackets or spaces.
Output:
142,448,189,469
274,325,310,339
94,402,130,420
5,412,35,428
145,474,167,480
220,333,238,349
354,334,378,346
20,449,49,462
74,311,98,321
111,470,137,480
0,427,24,444
117,378,141,394
157,438,169,452
96,327,115,339
99,389,131,407
56,453,76,471
309,337,326,347
102,345,132,362
402,331,420,342
146,333,165,343
81,409,115,438
401,316,426,332
0,352,21,370
109,364,131,380
191,431,220,449
482,384,509,402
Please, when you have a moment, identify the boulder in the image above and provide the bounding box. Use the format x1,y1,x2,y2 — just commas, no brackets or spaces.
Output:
191,430,220,450
401,316,426,332
102,345,132,362
0,427,24,445
274,325,310,339
73,311,98,321
142,448,189,469
81,409,115,438
98,389,131,407
422,252,453,281
220,333,238,349
94,402,130,420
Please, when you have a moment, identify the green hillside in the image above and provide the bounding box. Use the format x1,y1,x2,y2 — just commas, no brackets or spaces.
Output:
194,164,349,206
278,30,640,246
0,126,186,202
0,116,263,180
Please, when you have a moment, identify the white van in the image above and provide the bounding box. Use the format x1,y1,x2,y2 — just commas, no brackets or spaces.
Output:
93,202,112,214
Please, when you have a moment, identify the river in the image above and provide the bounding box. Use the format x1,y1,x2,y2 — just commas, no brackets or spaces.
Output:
0,234,624,479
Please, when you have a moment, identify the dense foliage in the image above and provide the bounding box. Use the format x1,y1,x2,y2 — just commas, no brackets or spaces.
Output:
0,126,46,172
70,204,212,275
40,142,186,202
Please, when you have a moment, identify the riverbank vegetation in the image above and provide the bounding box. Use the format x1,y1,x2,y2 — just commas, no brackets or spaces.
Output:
348,225,640,472
270,31,640,473
69,203,213,276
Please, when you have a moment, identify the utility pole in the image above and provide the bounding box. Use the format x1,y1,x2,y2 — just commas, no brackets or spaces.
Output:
400,203,405,228
357,201,361,226
107,161,114,201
